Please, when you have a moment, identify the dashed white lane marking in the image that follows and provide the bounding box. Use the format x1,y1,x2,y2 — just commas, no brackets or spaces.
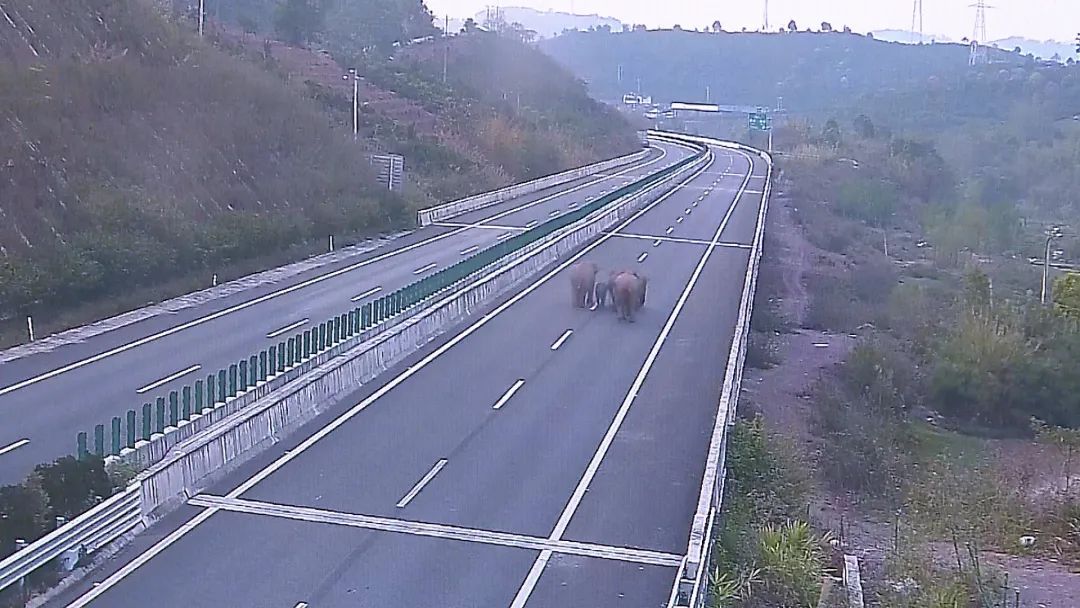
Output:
396,459,449,508
413,263,439,275
550,330,574,351
267,319,308,339
459,245,480,256
497,232,515,241
685,208,692,215
0,439,30,457
568,202,580,209
677,217,684,224
525,220,539,229
350,286,383,302
637,253,648,263
549,210,560,217
294,603,308,608
433,221,525,231
653,239,662,247
666,227,674,234
493,379,526,410
135,365,201,395
187,495,683,567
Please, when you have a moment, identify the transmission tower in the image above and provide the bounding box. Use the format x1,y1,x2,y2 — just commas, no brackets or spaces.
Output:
969,1,992,65
910,0,923,43
762,0,770,32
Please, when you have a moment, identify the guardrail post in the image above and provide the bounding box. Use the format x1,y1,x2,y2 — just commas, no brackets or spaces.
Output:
182,386,192,419
77,432,88,459
195,380,204,412
266,347,274,378
249,354,258,385
333,316,341,342
111,417,121,455
362,303,371,328
126,410,136,448
303,331,311,358
278,341,286,371
340,313,348,339
156,397,166,434
320,322,328,350
168,391,179,426
287,337,296,367
228,364,238,397
238,360,248,390
142,403,152,440
213,372,222,404
94,424,105,456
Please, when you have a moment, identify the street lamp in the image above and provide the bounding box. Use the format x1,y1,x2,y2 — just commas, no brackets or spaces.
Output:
198,0,205,36
1042,225,1065,304
343,68,359,140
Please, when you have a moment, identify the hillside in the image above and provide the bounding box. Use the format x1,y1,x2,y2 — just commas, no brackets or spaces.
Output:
540,29,1026,110
0,0,635,333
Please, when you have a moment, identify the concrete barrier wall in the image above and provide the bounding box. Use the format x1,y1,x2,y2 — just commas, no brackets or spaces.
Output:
415,149,650,226
137,149,710,519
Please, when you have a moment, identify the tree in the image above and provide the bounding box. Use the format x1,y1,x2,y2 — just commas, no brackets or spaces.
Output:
964,267,992,314
787,19,798,33
1054,273,1080,320
712,20,723,33
843,25,852,34
273,0,328,46
821,22,833,32
853,114,875,138
461,17,477,33
822,119,841,148
1032,418,1080,494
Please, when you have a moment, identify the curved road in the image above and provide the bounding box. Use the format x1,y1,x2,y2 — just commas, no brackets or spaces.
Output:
49,142,768,608
0,142,694,484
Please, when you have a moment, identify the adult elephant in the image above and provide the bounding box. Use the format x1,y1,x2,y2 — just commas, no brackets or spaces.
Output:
569,261,599,308
612,271,648,322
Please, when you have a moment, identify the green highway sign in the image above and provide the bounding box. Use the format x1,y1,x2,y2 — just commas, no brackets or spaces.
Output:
749,110,770,131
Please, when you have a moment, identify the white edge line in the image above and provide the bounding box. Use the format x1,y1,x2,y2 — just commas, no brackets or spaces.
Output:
510,142,753,608
350,286,383,302
266,319,309,339
493,379,526,410
0,145,683,398
63,142,710,608
0,439,30,457
396,459,449,508
135,364,202,395
549,330,573,351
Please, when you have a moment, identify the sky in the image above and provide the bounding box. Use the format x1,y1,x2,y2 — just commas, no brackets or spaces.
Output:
423,0,1079,42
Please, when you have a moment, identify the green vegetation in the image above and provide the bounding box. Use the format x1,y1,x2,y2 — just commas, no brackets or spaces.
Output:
710,416,836,607
0,0,634,340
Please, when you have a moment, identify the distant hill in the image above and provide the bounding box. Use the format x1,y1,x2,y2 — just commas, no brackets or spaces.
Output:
447,7,624,38
541,29,1024,111
871,29,953,45
870,30,1073,62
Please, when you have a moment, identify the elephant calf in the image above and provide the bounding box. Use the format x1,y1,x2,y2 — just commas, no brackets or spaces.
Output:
593,275,613,310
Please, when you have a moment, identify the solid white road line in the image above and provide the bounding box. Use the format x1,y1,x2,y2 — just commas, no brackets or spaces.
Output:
188,495,683,566
0,439,30,457
459,245,480,256
396,459,448,508
135,365,201,395
549,330,573,351
493,380,526,410
1,147,681,399
637,253,648,263
508,145,753,608
266,319,309,339
413,263,438,275
63,145,713,608
350,286,383,302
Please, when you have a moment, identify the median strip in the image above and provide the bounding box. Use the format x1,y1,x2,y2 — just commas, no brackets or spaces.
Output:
396,459,449,508
135,365,201,395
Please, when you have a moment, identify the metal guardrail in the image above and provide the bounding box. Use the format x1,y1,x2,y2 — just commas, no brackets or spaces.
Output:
0,486,140,592
650,130,775,608
415,149,650,226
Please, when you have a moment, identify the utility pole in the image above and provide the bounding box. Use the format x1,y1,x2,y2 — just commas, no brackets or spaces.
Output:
1043,226,1064,304
443,15,449,84
344,68,359,140
198,0,205,36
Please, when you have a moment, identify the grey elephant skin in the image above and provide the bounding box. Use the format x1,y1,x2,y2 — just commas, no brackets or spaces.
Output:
612,271,648,322
569,261,599,308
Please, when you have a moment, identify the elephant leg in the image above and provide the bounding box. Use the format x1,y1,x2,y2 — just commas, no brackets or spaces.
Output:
571,284,582,308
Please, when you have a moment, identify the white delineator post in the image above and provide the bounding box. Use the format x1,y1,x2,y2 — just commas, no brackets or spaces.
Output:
26,317,34,342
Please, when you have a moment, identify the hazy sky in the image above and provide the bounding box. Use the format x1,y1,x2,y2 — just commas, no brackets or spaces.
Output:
424,0,1078,42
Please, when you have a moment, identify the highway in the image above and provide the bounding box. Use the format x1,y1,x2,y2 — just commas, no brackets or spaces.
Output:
0,142,694,485
49,141,768,608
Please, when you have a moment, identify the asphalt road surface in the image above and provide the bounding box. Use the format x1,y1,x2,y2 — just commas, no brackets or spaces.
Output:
0,143,695,484
48,142,768,608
